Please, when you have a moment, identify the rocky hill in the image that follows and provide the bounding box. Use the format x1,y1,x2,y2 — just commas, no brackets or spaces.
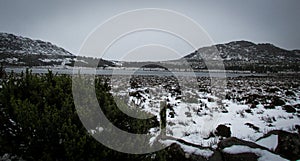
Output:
0,33,114,67
1,32,299,73
183,40,300,72
0,33,73,56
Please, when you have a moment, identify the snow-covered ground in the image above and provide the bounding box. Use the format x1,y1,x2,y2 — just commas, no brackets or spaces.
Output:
109,75,300,149
256,134,278,151
223,145,287,161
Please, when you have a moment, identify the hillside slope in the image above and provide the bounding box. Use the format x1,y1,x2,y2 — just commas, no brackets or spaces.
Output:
0,33,115,67
182,40,300,72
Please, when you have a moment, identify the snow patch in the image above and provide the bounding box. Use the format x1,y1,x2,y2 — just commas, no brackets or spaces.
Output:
223,145,287,161
256,134,278,151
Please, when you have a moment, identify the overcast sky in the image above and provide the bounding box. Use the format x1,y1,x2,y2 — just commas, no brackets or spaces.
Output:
0,0,299,61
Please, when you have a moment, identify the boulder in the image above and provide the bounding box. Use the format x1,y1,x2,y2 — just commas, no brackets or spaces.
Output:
164,143,207,161
285,90,295,96
274,130,300,160
222,152,258,161
272,97,285,106
282,105,296,113
218,137,265,161
296,125,300,134
215,125,231,138
259,130,300,160
294,104,300,109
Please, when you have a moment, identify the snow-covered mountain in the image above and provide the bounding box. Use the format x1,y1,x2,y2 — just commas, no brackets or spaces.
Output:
0,33,73,56
185,40,299,62
118,40,300,72
182,40,300,72
0,33,115,67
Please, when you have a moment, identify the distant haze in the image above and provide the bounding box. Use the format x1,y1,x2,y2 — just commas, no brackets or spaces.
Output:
0,0,299,61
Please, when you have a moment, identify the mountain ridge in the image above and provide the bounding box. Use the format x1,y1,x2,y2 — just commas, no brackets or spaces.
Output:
0,32,299,72
0,32,116,67
0,32,73,56
179,40,300,72
184,40,298,60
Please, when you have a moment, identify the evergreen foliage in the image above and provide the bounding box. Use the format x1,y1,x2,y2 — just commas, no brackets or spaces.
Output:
0,70,170,161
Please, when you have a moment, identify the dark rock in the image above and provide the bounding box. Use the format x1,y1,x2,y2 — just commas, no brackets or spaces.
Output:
208,150,223,161
245,94,262,104
222,152,259,161
185,112,192,117
245,123,259,132
267,87,280,93
282,105,296,113
272,97,285,106
130,81,141,88
295,125,300,134
225,94,231,100
144,88,150,93
253,101,259,105
165,143,187,161
250,104,257,109
245,109,252,113
218,137,268,150
175,96,181,100
169,111,175,118
259,130,300,160
274,130,300,160
215,125,231,138
264,104,275,109
218,137,269,161
294,104,300,109
164,143,207,161
285,90,295,96
221,109,229,113
208,97,215,102
129,91,143,98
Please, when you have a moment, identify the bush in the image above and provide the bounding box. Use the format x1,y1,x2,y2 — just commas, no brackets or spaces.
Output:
0,70,159,160
0,63,6,78
272,97,285,106
285,91,295,96
282,105,296,113
215,125,231,138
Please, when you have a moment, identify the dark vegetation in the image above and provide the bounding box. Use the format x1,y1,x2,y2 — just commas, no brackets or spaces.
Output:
0,70,176,161
1,70,299,160
215,125,231,138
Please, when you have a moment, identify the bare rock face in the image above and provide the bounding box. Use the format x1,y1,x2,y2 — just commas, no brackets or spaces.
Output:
0,33,73,56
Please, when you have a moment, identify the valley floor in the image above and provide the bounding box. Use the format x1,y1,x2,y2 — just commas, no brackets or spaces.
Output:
109,74,300,160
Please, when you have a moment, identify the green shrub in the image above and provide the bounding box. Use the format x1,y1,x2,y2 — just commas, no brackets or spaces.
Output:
0,70,160,161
